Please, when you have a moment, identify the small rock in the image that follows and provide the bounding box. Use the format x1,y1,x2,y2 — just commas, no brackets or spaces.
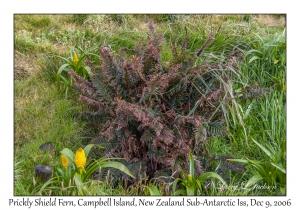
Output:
39,142,55,152
35,165,53,181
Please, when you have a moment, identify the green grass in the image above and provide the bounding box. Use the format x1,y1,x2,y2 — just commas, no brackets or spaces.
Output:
14,74,90,195
14,14,286,196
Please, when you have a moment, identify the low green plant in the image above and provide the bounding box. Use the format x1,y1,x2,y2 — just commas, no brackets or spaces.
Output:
172,153,228,195
56,46,95,96
14,34,36,53
243,30,286,86
228,138,286,195
148,154,227,196
39,144,135,195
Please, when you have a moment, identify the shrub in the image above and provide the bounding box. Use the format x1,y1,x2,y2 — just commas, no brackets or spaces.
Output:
69,20,243,182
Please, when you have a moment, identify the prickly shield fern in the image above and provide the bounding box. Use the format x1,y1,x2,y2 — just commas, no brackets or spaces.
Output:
70,20,234,181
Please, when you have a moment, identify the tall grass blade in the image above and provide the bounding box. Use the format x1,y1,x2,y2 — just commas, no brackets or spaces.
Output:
252,138,275,160
245,174,263,188
271,162,286,174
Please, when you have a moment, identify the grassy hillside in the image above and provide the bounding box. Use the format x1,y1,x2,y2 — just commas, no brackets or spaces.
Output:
14,14,286,196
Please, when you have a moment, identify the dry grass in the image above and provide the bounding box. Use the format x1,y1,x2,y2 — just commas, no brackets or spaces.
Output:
256,14,286,28
14,52,40,79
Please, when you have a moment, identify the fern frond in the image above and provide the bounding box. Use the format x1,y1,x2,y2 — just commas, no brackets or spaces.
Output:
69,70,96,98
92,74,112,102
207,121,227,137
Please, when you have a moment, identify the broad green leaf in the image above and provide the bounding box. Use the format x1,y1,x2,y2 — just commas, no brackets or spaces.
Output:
172,178,182,193
98,157,123,162
246,158,268,177
74,172,85,195
174,189,186,196
252,138,275,160
147,186,161,196
84,161,101,182
75,45,84,53
187,174,194,186
57,168,64,177
60,148,75,166
84,66,93,77
198,172,227,187
186,178,195,196
245,174,263,188
99,161,135,179
83,144,95,158
55,54,70,63
245,157,263,166
83,144,105,159
227,158,249,165
249,56,261,63
195,179,203,192
57,64,70,75
271,162,286,174
189,153,195,178
245,49,263,55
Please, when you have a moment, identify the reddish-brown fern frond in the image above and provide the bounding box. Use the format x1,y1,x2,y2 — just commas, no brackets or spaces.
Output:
69,70,96,98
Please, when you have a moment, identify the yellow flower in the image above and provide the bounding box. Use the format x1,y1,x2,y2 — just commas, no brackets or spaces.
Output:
73,51,79,64
74,148,86,169
61,155,69,168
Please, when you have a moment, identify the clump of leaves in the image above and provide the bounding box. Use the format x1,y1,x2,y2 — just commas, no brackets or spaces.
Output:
147,154,227,196
228,138,286,195
38,144,135,195
56,46,96,97
69,20,237,183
